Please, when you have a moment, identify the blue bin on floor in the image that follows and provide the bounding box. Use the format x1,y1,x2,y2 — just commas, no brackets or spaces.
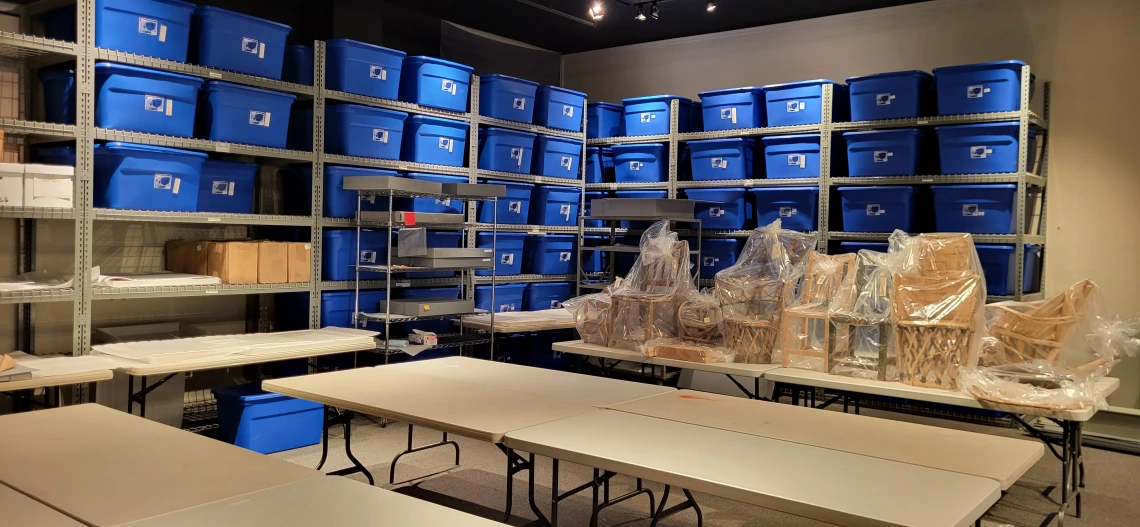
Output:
394,286,461,335
763,79,849,127
525,234,576,275
396,173,467,214
698,238,741,280
839,241,889,254
197,159,257,214
93,142,206,212
476,232,527,276
751,186,818,232
213,383,322,454
584,191,607,228
480,74,539,123
976,244,1042,295
197,81,296,148
478,127,536,173
402,115,469,167
530,329,575,370
688,138,754,181
587,102,623,138
934,60,1032,116
477,179,533,225
537,86,586,132
525,282,574,311
836,186,916,232
622,95,692,136
191,6,291,79
761,134,822,179
582,235,606,273
39,68,76,125
931,184,1019,234
685,188,748,230
846,70,933,122
282,45,314,86
534,136,583,179
326,39,405,99
530,185,581,227
400,56,473,112
698,87,766,131
613,143,666,183
317,166,399,218
95,63,203,137
935,122,1037,175
325,103,407,159
94,0,196,62
475,284,527,313
844,129,923,177
585,147,603,184
322,229,392,281
614,190,667,228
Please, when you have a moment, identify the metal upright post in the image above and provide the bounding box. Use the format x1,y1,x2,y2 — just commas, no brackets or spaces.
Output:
667,99,679,199
73,0,96,364
1037,81,1051,295
465,75,480,301
816,83,834,253
577,99,588,297
1012,64,1033,301
309,41,328,328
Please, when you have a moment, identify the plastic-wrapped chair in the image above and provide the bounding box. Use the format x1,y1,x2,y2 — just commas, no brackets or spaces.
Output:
828,249,898,380
676,289,723,343
980,280,1095,367
781,252,856,371
609,223,693,350
893,271,982,389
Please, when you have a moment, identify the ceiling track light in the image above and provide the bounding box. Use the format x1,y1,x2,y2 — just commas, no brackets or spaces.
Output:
706,0,716,12
635,5,646,20
650,1,659,19
588,1,605,20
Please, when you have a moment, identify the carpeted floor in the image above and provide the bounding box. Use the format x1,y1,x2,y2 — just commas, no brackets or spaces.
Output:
271,407,1140,527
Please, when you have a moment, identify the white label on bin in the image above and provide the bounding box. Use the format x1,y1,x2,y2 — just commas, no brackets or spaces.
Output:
720,107,737,124
144,95,165,113
970,146,992,159
711,157,728,169
786,101,806,113
629,161,643,171
369,65,387,81
962,204,985,217
779,206,797,217
359,250,376,264
512,97,526,110
866,204,885,216
788,154,806,168
439,138,454,152
562,105,574,117
508,200,522,214
249,111,271,127
501,253,514,265
967,85,991,99
165,99,173,116
559,252,572,262
640,112,654,123
153,173,173,190
138,17,158,35
549,300,562,309
159,24,167,42
559,204,572,219
876,93,896,106
709,207,725,218
242,38,259,54
441,79,457,95
510,147,523,160
212,181,234,196
703,256,719,267
873,150,893,163
500,303,516,312
372,129,389,143
172,178,180,195
436,198,451,206
560,156,573,170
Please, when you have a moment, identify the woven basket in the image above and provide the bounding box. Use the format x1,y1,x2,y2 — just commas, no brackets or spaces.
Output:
724,317,779,364
893,272,982,389
897,322,973,389
909,233,974,277
677,298,723,343
982,280,1095,366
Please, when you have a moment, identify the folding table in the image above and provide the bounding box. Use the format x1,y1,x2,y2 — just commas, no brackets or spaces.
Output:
1,482,85,527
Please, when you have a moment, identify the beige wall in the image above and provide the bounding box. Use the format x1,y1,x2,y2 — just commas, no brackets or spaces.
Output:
564,0,1140,408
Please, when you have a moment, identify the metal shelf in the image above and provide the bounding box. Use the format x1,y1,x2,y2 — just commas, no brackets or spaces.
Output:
578,282,614,290
834,173,1045,187
478,115,586,140
586,182,669,190
676,229,763,238
374,336,491,354
676,178,820,189
358,264,492,273
94,209,312,226
475,169,582,186
323,154,469,176
474,274,576,284
0,118,76,139
582,245,643,253
0,206,75,220
677,124,822,141
0,289,74,305
94,129,313,161
320,278,463,290
988,292,1045,303
95,48,315,96
321,217,468,229
92,282,311,300
469,223,579,233
586,134,671,146
832,110,1048,131
358,309,488,323
828,232,1045,244
0,31,76,60
324,90,471,121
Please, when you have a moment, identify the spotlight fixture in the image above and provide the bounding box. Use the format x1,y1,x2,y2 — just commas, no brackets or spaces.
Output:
706,0,716,12
635,5,646,20
588,1,605,20
650,1,659,19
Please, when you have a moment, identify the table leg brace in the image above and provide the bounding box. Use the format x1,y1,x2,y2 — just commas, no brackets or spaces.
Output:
650,485,703,527
321,406,374,485
389,424,460,485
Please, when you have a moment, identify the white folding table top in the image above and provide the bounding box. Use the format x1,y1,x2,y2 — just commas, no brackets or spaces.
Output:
1,482,85,527
0,404,319,527
378,357,674,408
0,369,113,392
613,390,1042,489
552,339,780,378
504,410,1000,527
765,368,1120,421
108,341,377,377
263,367,594,443
119,476,502,527
458,309,575,332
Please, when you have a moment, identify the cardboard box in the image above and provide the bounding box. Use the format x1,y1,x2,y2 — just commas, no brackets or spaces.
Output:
256,241,289,284
287,242,312,283
207,241,258,284
165,240,210,275
23,164,74,208
0,162,24,207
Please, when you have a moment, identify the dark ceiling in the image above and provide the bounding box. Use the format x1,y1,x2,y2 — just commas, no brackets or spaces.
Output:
384,0,932,54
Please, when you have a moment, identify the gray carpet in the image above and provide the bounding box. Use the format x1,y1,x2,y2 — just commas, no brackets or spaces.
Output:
271,408,1140,527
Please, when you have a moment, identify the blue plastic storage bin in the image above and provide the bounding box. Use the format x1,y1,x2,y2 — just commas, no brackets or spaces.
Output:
585,147,603,184
325,103,407,159
32,145,76,166
836,186,916,232
39,68,76,125
582,235,606,273
304,165,398,218
935,122,1037,175
844,129,923,177
525,282,574,311
402,115,469,167
622,95,691,136
477,179,533,225
839,241,889,254
845,70,933,121
475,232,527,276
587,102,623,139
197,81,296,148
688,138,754,181
613,143,666,183
213,383,322,454
399,56,473,112
751,186,819,232
322,229,392,281
477,127,536,173
533,135,583,179
614,190,667,229
191,6,291,80
93,142,206,211
326,39,405,100
525,234,576,275
698,238,740,280
685,188,748,230
763,79,849,127
475,284,527,313
931,184,1020,234
530,329,574,370
95,63,203,137
537,86,586,132
976,244,1042,295
584,191,606,228
315,290,387,328
698,87,766,131
197,159,257,214
95,0,196,62
394,286,461,334
480,74,539,123
282,45,314,86
933,61,1032,115
530,185,581,226
761,134,822,179
397,173,467,214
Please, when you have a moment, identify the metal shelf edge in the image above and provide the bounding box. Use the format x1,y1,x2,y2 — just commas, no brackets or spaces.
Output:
94,48,315,96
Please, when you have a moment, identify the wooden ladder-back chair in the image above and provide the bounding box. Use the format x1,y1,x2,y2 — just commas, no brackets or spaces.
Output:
781,253,856,371
893,272,982,389
828,251,896,380
609,240,691,350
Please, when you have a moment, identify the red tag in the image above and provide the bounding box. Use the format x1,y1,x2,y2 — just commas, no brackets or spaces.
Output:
404,212,416,226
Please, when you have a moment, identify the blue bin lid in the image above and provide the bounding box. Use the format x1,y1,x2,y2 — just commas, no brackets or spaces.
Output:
761,79,844,90
761,133,820,144
483,126,537,139
326,166,398,176
99,142,208,158
975,244,1015,252
611,142,665,152
95,62,203,85
204,80,298,100
750,186,819,192
844,70,932,84
194,6,292,30
930,184,1016,191
477,231,527,240
483,179,535,189
536,135,583,146
409,114,470,128
697,86,764,98
481,74,540,87
404,56,474,73
932,60,1027,75
542,85,587,98
537,234,576,240
934,121,1027,134
621,94,692,105
836,185,915,194
687,137,754,147
476,283,528,291
588,102,623,111
326,38,406,57
842,128,922,139
406,172,467,182
537,184,581,193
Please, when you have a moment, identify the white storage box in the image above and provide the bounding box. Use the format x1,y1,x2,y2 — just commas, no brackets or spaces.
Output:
0,162,23,207
24,164,74,208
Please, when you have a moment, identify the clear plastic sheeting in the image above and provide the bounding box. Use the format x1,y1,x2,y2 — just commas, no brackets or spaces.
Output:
608,222,695,350
563,289,616,346
782,253,856,372
641,338,735,364
676,288,723,344
829,249,899,380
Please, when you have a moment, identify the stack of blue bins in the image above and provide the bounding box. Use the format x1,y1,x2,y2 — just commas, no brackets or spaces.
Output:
585,147,604,184
324,104,407,159
475,283,527,313
935,122,1037,175
282,45,314,86
400,57,473,112
191,7,292,79
325,39,406,99
622,95,695,135
93,142,207,212
530,186,581,227
762,79,849,126
397,173,468,215
613,143,666,182
525,234,576,275
525,282,574,311
289,165,398,218
688,138,754,181
844,129,924,177
476,232,527,276
92,63,202,136
533,135,584,179
698,87,767,130
587,102,624,138
477,180,533,225
536,86,587,132
198,81,296,148
933,61,1032,116
45,0,198,61
479,128,535,173
213,382,322,454
975,244,1042,295
752,187,819,232
480,75,539,123
931,184,1025,234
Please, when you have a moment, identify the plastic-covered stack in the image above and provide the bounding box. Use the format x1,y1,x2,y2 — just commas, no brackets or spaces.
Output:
828,248,900,380
961,280,1140,410
642,288,734,364
563,282,619,346
608,222,694,350
781,252,856,372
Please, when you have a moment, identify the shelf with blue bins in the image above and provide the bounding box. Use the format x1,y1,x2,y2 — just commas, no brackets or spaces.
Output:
374,335,492,354
94,128,312,162
0,205,76,220
475,274,576,284
92,282,311,300
323,154,469,177
94,48,315,96
0,288,75,305
676,124,822,142
675,229,777,239
356,308,489,324
0,118,77,139
469,222,579,233
475,168,582,187
0,31,77,60
586,134,671,146
478,114,586,141
832,110,1048,132
675,178,820,189
834,173,1046,187
324,89,471,122
827,232,1045,244
585,182,669,190
319,278,462,291
320,217,468,230
92,208,311,226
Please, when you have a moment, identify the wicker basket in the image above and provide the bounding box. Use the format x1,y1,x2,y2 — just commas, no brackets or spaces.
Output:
981,280,1095,366
724,316,779,364
893,272,982,389
677,297,723,343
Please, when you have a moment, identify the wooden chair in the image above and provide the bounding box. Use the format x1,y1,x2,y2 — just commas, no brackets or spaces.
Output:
893,272,982,389
781,253,856,371
609,240,691,350
981,280,1095,367
827,250,896,380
